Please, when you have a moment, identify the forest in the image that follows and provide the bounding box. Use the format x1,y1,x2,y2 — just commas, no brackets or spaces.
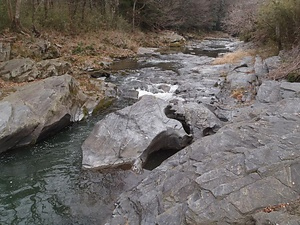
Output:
1,0,300,45
1,0,300,78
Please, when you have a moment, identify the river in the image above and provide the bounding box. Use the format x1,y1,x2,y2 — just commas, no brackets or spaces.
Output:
0,38,237,224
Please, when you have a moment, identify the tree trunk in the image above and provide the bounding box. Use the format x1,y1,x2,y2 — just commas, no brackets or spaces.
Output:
276,24,282,51
132,0,137,31
12,0,22,31
6,0,13,22
81,0,87,22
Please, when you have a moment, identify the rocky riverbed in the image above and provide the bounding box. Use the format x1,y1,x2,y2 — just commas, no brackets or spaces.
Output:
0,36,299,224
83,38,300,224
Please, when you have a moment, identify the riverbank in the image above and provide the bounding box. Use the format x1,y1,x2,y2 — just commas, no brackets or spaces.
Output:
0,29,190,99
1,31,299,224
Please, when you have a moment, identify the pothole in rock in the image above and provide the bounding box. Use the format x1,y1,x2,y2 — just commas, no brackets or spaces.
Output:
143,147,183,170
133,130,193,172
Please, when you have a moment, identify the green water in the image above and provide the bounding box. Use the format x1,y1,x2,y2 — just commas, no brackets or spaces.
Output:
0,42,230,224
0,102,143,225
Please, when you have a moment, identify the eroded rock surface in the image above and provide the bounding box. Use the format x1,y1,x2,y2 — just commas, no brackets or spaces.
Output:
106,98,300,225
94,39,300,225
82,95,191,171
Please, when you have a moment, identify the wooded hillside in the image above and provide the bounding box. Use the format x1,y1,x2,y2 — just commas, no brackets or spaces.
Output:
0,0,233,32
1,0,299,50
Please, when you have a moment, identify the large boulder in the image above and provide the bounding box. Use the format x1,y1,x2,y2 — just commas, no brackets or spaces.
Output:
106,98,300,225
0,75,90,153
82,95,191,171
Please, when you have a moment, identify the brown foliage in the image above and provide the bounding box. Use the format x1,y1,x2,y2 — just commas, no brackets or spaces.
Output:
222,0,262,40
269,48,300,81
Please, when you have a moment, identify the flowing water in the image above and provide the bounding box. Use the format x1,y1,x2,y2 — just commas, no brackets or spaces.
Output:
0,39,237,224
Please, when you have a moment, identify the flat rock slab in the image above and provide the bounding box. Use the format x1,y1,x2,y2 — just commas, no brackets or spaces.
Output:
82,95,189,170
106,98,300,225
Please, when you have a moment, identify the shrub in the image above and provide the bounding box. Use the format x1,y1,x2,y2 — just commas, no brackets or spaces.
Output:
222,0,261,41
212,50,256,65
257,0,300,48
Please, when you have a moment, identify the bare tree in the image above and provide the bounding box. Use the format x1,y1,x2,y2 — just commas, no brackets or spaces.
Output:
5,0,24,31
222,0,261,38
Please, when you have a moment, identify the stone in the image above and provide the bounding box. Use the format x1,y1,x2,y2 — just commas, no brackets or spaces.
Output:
0,58,73,82
161,31,186,47
105,98,300,225
81,95,190,171
240,56,254,66
30,39,60,59
0,75,91,153
280,81,300,99
253,211,300,225
165,101,223,139
0,42,11,62
254,56,268,78
256,80,282,103
36,59,71,79
227,71,257,89
264,55,281,72
0,58,39,82
137,47,159,56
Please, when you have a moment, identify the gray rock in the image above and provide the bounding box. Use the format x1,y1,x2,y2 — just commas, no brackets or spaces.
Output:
30,39,60,59
0,75,90,153
253,211,300,225
240,56,255,67
161,31,186,47
0,58,73,82
280,81,300,99
254,56,268,77
82,95,190,171
256,80,282,103
0,58,39,82
264,56,281,72
165,102,223,139
227,71,257,89
89,79,117,98
137,47,159,56
0,42,11,62
257,81,300,103
36,59,71,79
106,98,300,225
